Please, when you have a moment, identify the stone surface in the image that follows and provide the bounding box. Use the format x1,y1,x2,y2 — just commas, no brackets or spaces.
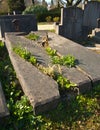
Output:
47,32,100,86
5,32,51,66
5,33,60,114
61,66,92,93
0,82,9,117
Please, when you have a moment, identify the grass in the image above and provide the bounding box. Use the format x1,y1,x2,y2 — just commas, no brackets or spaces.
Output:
0,41,100,130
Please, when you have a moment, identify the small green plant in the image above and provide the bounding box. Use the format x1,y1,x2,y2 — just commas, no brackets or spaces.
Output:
46,47,76,67
29,55,37,65
52,55,76,67
26,33,39,41
56,74,77,89
46,16,52,22
13,46,37,65
46,47,57,56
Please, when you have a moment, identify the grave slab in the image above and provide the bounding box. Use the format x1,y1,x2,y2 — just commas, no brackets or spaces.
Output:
5,33,60,114
5,31,100,113
0,82,9,118
47,32,100,86
7,32,93,93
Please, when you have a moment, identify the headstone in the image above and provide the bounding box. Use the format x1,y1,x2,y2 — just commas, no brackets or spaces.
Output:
57,7,83,41
83,1,100,30
0,15,37,38
56,1,100,41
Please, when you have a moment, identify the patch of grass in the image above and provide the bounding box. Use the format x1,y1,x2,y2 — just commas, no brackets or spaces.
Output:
41,85,100,129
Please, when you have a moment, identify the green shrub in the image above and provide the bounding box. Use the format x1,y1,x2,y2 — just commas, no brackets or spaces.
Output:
48,8,61,20
53,17,60,22
8,0,25,13
46,16,52,22
23,5,48,22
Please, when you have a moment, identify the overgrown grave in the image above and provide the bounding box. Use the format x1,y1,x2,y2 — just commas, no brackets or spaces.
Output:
5,31,99,114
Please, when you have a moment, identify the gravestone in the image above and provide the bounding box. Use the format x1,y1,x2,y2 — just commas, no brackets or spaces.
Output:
83,1,100,30
57,7,83,41
0,14,37,38
56,1,100,41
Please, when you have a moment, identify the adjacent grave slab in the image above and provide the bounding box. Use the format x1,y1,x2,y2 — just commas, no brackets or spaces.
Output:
5,33,60,114
48,32,100,85
0,82,9,118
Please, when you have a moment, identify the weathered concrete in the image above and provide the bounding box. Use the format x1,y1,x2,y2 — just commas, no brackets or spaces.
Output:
0,15,37,38
6,32,51,67
48,32,100,86
61,67,91,93
5,33,60,114
0,82,9,117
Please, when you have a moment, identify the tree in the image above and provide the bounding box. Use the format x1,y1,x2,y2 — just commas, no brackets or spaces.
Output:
58,0,82,7
7,0,25,13
55,0,100,7
42,0,48,7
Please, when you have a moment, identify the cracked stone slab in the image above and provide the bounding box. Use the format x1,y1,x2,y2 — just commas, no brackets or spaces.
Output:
61,66,92,93
47,32,100,86
0,82,9,118
5,33,60,114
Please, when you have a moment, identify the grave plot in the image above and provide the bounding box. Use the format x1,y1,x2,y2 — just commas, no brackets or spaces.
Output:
0,82,9,117
5,31,99,114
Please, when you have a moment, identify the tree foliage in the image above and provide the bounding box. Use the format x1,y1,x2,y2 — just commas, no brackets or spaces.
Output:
7,0,25,13
58,0,82,7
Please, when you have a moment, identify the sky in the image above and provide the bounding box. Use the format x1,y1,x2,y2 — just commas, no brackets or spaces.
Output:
45,0,51,4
